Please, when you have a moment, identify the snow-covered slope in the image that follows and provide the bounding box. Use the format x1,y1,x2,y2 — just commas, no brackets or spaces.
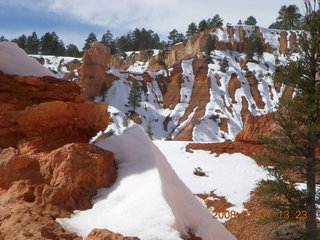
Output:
0,42,56,77
57,125,236,240
33,26,298,142
96,51,288,142
30,55,82,79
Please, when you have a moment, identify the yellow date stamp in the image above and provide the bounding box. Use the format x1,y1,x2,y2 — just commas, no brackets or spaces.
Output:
211,210,308,220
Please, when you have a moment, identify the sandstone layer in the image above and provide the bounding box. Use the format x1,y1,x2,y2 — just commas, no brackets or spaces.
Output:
0,72,119,239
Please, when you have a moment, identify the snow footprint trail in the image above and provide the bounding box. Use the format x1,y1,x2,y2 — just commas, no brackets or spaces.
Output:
56,125,235,240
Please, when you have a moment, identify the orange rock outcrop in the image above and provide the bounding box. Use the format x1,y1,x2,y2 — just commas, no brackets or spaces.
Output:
0,71,117,239
77,42,111,99
0,71,109,149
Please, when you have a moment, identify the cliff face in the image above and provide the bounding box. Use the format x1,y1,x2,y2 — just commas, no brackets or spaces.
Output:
32,26,299,142
106,26,299,73
0,70,117,239
0,71,109,149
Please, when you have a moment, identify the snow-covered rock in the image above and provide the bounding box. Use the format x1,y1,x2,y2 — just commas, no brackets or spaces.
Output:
57,125,236,240
0,42,56,77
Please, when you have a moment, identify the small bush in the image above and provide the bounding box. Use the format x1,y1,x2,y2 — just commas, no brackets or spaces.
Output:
193,167,206,177
103,129,115,138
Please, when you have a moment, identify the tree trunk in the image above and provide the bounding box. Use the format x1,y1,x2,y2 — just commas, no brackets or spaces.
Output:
305,165,317,240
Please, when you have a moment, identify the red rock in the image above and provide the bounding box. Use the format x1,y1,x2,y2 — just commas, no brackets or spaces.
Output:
86,229,140,240
77,42,111,99
0,70,116,239
235,114,279,144
0,71,109,149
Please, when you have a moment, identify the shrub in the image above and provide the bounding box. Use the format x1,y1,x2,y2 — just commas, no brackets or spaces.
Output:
193,167,206,177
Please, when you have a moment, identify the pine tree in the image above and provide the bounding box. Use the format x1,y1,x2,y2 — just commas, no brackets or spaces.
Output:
168,29,184,45
219,57,229,72
269,5,302,30
186,22,198,37
101,30,116,54
208,14,224,28
0,36,8,42
116,34,132,53
254,37,264,61
25,32,39,54
244,16,257,25
65,44,81,57
198,19,208,32
244,34,255,60
146,118,153,139
205,36,216,60
258,1,320,239
12,34,27,50
237,19,242,25
127,80,142,112
40,32,65,56
100,81,108,101
83,32,97,51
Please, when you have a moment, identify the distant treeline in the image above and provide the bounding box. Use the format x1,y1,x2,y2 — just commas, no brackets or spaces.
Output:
0,4,304,57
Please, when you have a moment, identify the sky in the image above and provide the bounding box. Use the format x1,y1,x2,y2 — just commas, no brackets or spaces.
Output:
0,0,304,49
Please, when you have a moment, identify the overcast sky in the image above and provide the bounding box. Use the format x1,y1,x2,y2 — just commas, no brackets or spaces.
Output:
0,0,304,49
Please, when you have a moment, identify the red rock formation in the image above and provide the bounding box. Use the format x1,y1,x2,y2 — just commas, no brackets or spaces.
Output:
77,42,111,99
0,71,117,239
174,59,211,140
228,74,241,104
111,50,154,70
86,229,140,240
0,71,108,149
235,114,279,144
279,32,288,55
246,71,265,109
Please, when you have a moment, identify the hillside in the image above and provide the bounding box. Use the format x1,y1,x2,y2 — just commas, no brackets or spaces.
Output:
32,25,299,142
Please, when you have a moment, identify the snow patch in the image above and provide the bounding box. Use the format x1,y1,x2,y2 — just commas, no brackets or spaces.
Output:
0,42,56,77
57,126,235,240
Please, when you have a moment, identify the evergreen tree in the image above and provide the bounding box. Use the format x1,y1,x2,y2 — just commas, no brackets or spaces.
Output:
208,14,223,28
65,44,81,57
40,32,65,56
83,32,97,51
127,80,142,112
12,34,27,50
0,36,8,42
116,33,132,53
237,19,242,25
25,32,39,54
205,36,216,58
269,5,302,30
100,81,108,101
219,57,229,72
244,16,257,25
258,1,320,239
186,22,198,37
254,37,264,61
168,29,184,45
198,19,208,32
101,30,116,54
244,34,265,61
244,34,255,60
146,118,153,139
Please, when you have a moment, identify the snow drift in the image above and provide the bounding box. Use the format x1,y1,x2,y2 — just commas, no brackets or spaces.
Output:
57,125,235,240
0,42,56,77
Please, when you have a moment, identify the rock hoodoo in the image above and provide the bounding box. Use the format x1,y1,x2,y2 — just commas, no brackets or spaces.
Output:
77,42,111,99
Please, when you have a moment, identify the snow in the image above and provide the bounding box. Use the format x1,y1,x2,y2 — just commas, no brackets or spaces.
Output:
57,125,235,240
155,141,269,213
0,42,56,77
30,55,81,78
